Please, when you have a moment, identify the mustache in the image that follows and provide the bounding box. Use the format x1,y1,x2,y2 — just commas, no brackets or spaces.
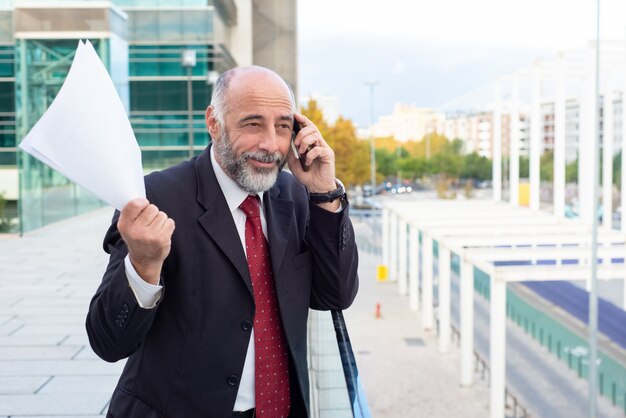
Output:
243,151,284,165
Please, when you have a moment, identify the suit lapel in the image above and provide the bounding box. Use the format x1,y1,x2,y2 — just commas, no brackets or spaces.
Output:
264,184,294,283
195,146,253,296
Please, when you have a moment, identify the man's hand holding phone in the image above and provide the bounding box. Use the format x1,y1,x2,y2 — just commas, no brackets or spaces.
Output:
288,113,341,212
290,120,309,172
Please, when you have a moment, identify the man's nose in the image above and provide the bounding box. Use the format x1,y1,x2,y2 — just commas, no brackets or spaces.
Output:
258,127,280,153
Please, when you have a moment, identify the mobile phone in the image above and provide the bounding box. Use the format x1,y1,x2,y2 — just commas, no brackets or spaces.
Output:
291,120,310,172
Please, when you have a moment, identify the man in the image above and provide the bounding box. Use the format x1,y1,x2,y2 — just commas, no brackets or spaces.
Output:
86,66,359,417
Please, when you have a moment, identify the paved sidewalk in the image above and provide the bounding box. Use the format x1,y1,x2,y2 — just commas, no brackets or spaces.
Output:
343,237,489,418
0,208,122,417
0,208,490,417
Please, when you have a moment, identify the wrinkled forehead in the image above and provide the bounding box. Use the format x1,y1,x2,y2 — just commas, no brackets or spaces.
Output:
227,70,295,112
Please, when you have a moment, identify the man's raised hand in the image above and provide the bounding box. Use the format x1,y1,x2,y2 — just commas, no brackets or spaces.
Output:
117,198,175,285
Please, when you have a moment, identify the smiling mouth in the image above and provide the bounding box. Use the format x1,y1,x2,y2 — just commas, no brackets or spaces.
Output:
244,152,282,166
246,158,281,173
250,159,276,166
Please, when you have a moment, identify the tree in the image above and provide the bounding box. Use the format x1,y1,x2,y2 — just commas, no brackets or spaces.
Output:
326,116,369,187
460,153,491,181
375,148,397,178
300,99,329,138
614,152,621,188
540,151,553,182
398,157,430,180
0,193,10,233
400,133,449,158
300,100,369,187
519,156,530,179
566,158,577,183
374,136,400,153
430,151,462,179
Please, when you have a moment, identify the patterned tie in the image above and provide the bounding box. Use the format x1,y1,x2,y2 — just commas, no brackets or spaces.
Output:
239,195,291,418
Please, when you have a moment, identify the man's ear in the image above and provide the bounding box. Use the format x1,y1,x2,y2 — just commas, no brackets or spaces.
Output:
205,106,221,139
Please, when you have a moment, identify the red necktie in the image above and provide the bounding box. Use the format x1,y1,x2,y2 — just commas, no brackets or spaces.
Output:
239,195,291,417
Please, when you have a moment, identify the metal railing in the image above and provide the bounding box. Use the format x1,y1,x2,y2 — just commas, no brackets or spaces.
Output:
450,323,530,418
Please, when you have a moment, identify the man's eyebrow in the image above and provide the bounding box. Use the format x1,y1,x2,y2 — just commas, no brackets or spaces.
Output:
278,115,295,123
238,114,264,124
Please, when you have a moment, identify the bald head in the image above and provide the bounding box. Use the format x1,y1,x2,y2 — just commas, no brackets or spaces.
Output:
210,66,296,127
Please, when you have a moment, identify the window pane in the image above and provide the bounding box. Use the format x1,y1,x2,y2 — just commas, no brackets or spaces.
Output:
0,82,14,112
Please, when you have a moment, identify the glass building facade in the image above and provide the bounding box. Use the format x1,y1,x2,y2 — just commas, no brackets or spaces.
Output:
0,6,16,232
124,2,237,170
16,38,114,232
0,0,245,233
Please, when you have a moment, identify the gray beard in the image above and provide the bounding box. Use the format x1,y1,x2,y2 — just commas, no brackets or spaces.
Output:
213,131,286,194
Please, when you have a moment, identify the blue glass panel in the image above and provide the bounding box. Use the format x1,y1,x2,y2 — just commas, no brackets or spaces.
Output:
0,46,14,77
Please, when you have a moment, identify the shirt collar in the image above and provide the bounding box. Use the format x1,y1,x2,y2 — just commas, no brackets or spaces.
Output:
210,146,265,214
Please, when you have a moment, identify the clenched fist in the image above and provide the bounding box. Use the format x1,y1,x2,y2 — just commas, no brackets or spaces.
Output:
117,198,175,285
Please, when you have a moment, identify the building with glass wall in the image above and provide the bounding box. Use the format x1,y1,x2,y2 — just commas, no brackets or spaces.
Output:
0,0,297,233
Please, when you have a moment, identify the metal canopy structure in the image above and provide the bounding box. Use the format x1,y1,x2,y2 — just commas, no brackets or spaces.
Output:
381,198,626,418
491,41,626,228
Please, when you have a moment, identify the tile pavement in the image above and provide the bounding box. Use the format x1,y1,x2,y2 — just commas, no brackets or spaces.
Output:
0,208,122,417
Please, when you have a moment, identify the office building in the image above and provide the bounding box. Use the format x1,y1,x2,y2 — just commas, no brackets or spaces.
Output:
0,0,296,233
443,112,529,159
371,103,444,142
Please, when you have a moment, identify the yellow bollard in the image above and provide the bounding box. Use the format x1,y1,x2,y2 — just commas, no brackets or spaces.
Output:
377,265,388,282
518,181,530,207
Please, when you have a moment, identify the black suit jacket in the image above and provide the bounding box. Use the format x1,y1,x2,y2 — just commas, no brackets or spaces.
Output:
86,146,359,417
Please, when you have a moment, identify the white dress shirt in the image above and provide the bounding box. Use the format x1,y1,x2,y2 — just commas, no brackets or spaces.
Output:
124,146,266,411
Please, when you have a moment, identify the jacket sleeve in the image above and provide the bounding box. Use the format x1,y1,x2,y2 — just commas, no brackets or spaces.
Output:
85,210,163,362
307,200,359,311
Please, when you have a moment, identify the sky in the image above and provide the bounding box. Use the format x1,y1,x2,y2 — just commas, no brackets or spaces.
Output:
297,0,626,128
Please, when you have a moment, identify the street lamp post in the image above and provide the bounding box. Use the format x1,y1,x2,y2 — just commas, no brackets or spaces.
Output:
181,49,197,159
207,70,219,86
366,81,378,192
206,70,219,144
588,1,601,417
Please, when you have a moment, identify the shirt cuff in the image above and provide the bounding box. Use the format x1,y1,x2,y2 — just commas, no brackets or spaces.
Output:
124,255,163,309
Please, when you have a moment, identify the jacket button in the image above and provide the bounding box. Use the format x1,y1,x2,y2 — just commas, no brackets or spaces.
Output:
122,304,130,313
115,319,123,328
241,320,252,331
120,310,128,319
227,375,239,386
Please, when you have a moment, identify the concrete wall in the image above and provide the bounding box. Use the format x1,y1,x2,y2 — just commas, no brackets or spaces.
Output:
252,0,297,95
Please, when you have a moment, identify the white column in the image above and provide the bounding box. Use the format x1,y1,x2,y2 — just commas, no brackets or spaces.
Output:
554,55,567,218
603,75,614,229
389,212,398,282
530,65,542,210
622,35,626,234
490,277,507,418
382,207,390,267
459,259,474,386
493,78,502,202
421,234,434,330
438,247,451,354
579,46,598,224
409,225,420,311
398,218,408,295
510,75,520,206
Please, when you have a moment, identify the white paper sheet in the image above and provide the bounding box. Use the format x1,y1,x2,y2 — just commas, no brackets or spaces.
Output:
19,40,145,211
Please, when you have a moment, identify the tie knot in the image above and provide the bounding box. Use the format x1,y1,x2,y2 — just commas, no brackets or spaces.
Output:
240,195,261,218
